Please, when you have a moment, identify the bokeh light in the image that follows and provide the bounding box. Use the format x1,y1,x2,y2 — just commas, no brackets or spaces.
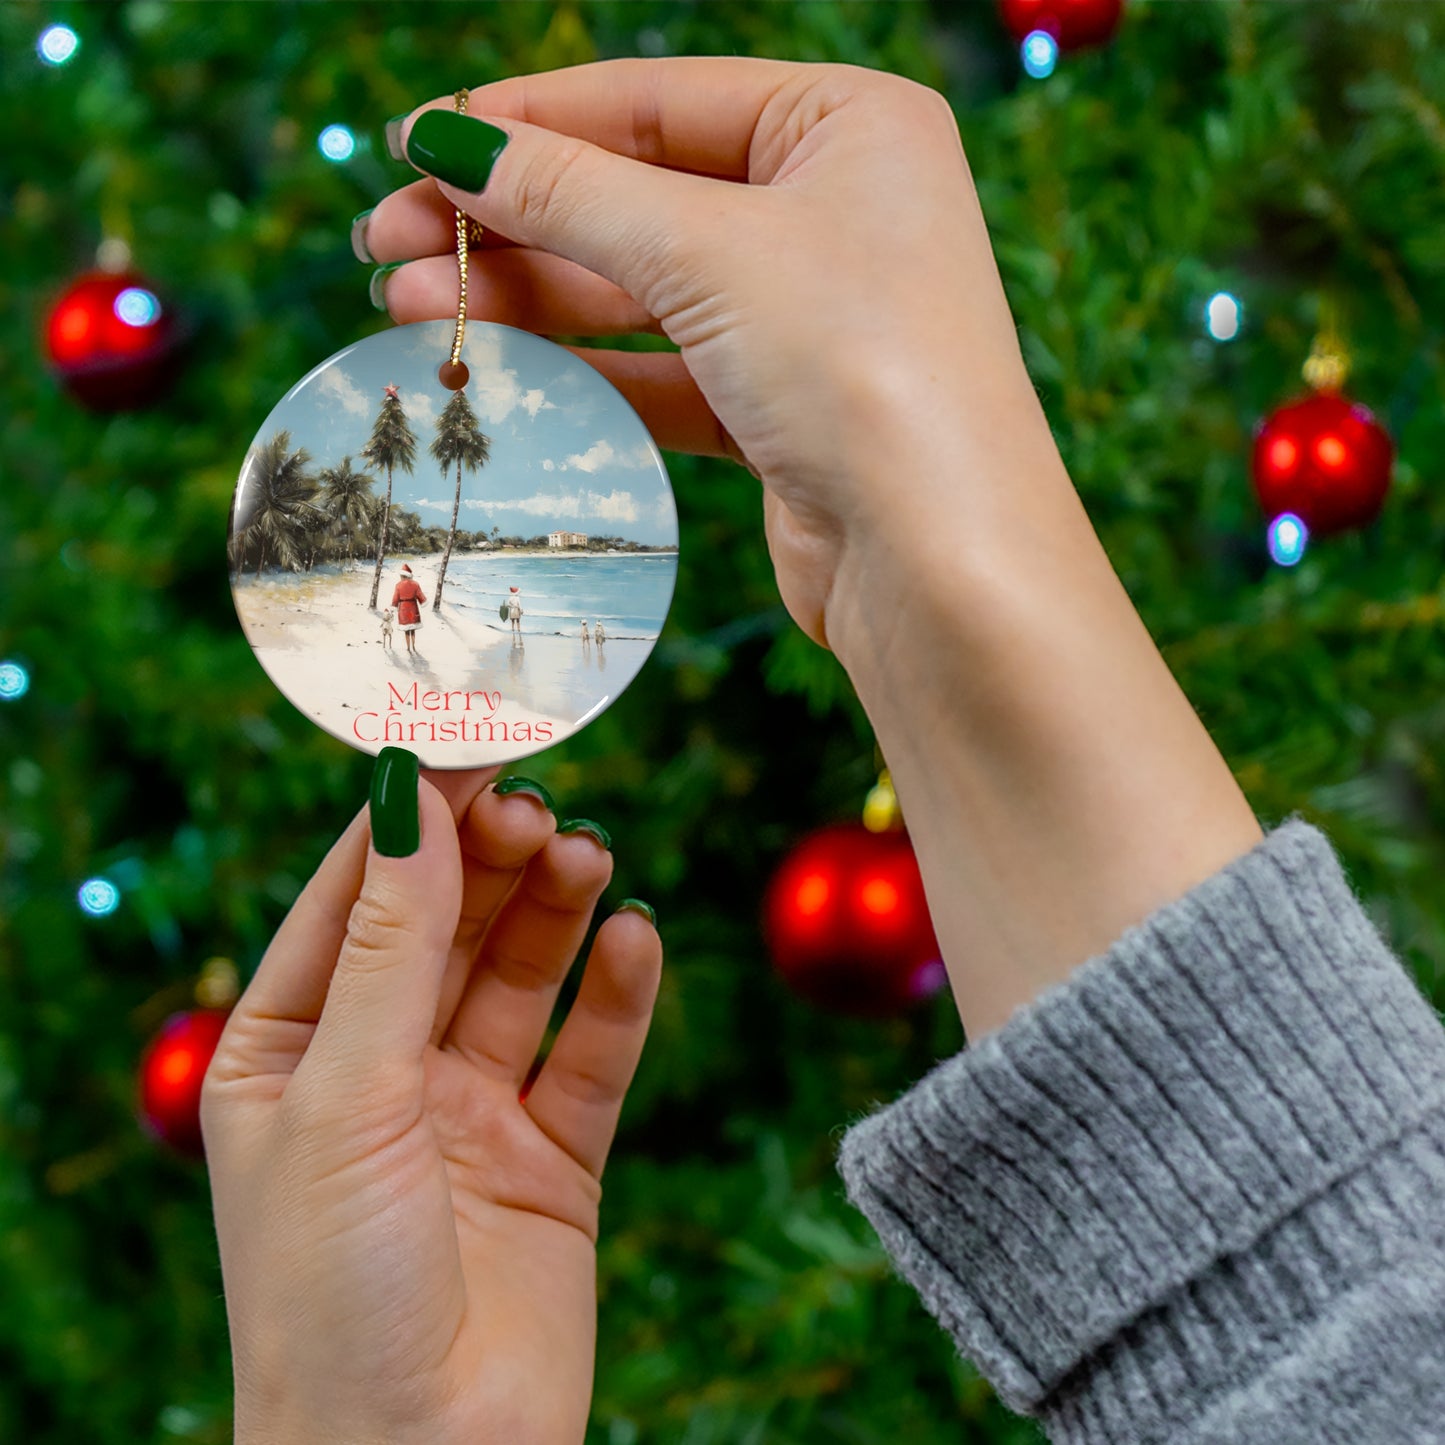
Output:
0,660,29,701
318,124,356,162
78,878,121,917
1267,512,1309,567
114,288,162,328
37,24,79,66
1205,291,1242,341
1021,30,1059,79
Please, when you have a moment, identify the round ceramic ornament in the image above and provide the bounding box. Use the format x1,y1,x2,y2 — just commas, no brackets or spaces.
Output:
229,309,677,766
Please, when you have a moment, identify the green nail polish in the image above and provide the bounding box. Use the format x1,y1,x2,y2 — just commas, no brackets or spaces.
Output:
384,114,409,162
369,262,404,311
370,746,420,857
350,208,375,264
558,818,612,851
493,775,556,812
617,898,656,926
405,110,510,192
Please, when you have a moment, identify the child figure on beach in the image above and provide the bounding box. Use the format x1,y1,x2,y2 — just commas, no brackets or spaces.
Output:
506,586,523,637
580,619,590,646
593,620,606,647
390,563,426,655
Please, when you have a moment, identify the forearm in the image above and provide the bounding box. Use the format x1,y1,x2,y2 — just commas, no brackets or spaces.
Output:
827,397,1262,1040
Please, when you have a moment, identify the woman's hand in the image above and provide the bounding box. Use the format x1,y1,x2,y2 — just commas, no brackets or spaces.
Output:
362,57,1056,659
202,758,661,1445
361,60,1262,1041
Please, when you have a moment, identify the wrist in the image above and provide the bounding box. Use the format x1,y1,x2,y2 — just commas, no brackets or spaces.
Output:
823,422,1262,1039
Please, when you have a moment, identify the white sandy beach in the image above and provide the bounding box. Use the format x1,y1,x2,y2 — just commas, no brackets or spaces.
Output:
233,553,654,766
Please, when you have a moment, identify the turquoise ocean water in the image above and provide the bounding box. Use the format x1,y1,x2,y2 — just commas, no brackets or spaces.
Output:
435,553,677,638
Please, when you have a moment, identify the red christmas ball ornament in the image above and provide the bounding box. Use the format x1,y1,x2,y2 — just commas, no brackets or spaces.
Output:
998,0,1124,50
763,823,945,1017
1251,392,1393,537
44,269,182,410
137,1009,230,1157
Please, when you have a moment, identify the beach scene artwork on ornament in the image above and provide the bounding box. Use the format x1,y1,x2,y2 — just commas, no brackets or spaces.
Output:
228,321,678,767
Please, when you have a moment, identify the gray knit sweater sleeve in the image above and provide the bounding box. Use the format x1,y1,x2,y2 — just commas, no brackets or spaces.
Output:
836,816,1445,1443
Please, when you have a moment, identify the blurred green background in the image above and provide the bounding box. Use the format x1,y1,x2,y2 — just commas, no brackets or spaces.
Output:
2,2,1443,1442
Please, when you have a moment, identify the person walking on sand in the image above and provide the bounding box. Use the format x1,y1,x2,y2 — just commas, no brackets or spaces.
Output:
580,619,590,646
389,563,426,655
593,619,606,647
506,586,523,637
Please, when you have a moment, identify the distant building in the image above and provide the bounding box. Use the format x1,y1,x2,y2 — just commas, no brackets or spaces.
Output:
547,530,589,548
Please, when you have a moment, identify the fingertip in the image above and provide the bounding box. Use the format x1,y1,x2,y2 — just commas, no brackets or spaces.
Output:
461,778,558,869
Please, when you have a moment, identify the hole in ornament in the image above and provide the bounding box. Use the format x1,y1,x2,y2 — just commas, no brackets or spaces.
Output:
438,359,470,390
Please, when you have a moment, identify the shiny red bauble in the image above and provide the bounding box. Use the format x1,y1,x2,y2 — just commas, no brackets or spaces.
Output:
998,0,1124,49
137,1009,230,1156
1251,392,1394,537
44,270,182,410
763,823,945,1017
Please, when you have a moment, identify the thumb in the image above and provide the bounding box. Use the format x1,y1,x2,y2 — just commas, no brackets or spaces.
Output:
397,107,735,316
303,748,463,1086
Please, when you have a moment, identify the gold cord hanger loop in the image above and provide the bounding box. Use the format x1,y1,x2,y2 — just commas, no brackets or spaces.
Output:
438,88,482,390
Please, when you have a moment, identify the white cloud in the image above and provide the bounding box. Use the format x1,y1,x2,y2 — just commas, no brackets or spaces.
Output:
542,459,556,471
314,366,368,418
542,440,656,473
399,389,437,433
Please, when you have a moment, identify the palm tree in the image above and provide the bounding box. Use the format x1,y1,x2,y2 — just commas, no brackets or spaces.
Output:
318,455,377,567
428,388,492,611
361,384,417,610
230,430,316,579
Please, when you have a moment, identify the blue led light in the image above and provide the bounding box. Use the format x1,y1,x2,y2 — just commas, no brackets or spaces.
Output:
38,24,79,66
1022,30,1059,79
1267,512,1308,567
1205,291,1242,342
0,661,29,700
114,287,162,327
78,877,121,917
318,124,357,162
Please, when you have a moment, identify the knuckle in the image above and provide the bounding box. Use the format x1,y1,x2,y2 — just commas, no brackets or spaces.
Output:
512,136,592,232
339,891,412,970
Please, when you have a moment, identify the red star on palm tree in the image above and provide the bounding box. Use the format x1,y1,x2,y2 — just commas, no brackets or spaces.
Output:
383,383,400,400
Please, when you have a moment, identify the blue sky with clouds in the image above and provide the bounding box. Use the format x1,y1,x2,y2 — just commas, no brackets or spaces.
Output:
242,320,677,545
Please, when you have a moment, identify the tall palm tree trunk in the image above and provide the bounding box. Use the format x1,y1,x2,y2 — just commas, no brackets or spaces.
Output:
434,456,464,612
368,464,394,610
255,535,267,579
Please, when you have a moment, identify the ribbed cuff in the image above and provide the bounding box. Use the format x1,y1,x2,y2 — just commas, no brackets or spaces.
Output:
837,816,1445,1431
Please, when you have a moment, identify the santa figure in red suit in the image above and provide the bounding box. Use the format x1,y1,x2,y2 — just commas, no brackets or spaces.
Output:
390,563,426,655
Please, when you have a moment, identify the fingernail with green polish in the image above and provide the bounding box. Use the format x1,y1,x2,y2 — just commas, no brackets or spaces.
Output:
350,208,375,264
405,110,510,192
493,775,556,812
370,746,420,857
369,261,405,311
384,114,409,162
617,898,656,926
558,818,612,850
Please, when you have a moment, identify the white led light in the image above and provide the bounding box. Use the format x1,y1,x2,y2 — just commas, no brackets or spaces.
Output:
115,287,161,327
1205,291,1242,342
0,660,29,700
319,125,357,162
78,878,121,917
1022,30,1059,80
38,24,79,66
1267,512,1308,567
